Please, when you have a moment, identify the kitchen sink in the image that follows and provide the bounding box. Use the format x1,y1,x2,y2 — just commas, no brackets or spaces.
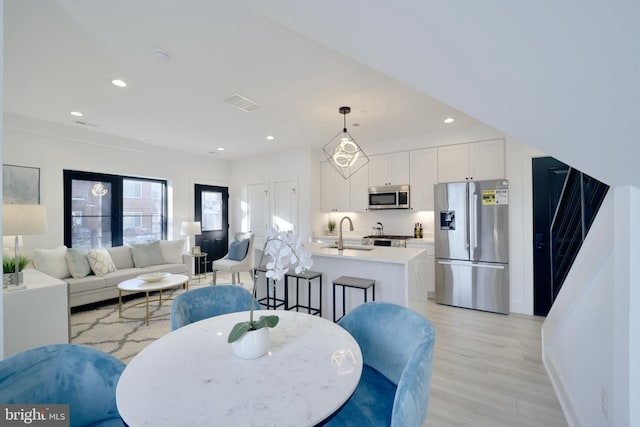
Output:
322,244,374,251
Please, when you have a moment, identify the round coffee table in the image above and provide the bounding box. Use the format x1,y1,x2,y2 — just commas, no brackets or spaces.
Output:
118,274,188,325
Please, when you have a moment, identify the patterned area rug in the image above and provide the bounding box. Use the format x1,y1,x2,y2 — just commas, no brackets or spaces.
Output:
70,272,251,364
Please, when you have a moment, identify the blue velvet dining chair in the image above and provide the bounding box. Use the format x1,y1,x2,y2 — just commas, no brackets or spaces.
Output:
0,343,125,427
170,284,261,330
323,302,436,427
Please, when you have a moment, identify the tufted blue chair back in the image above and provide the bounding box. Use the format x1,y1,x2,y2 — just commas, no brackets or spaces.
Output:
326,302,435,427
0,344,125,427
170,285,261,330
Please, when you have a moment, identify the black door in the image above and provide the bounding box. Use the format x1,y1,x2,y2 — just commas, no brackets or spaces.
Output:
194,184,229,272
532,157,569,316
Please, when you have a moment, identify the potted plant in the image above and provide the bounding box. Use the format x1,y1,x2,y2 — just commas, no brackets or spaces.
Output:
3,255,31,286
328,218,336,234
227,226,313,358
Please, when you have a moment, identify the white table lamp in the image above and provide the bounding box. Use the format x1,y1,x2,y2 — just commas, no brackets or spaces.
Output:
3,204,48,287
180,221,202,252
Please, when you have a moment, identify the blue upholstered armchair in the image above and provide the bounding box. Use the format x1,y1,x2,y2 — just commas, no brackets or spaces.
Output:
323,302,435,427
170,284,261,330
0,344,125,427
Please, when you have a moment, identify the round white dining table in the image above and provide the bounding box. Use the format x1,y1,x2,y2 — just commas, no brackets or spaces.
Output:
116,310,363,427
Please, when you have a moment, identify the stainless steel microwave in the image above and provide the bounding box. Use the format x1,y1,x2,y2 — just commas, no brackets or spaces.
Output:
368,185,410,210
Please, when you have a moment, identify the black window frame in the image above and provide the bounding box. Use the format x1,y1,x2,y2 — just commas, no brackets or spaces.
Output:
63,170,168,248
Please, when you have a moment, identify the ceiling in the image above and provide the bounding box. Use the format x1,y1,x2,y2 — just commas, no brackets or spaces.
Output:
3,0,488,161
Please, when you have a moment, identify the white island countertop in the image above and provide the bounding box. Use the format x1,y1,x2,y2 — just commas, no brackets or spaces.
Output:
294,242,430,319
308,242,425,264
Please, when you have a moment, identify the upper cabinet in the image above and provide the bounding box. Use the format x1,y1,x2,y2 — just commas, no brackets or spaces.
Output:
369,151,410,187
321,162,369,212
410,148,438,211
321,162,350,212
437,139,505,182
349,164,369,212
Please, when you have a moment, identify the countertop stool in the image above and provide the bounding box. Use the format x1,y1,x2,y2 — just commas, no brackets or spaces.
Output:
332,276,376,323
255,266,289,310
285,270,322,317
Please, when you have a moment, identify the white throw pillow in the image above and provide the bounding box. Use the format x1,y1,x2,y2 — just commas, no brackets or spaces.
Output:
159,240,185,264
33,246,70,279
87,248,117,277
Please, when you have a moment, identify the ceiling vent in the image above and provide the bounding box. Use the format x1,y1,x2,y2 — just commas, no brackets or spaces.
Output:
225,93,260,112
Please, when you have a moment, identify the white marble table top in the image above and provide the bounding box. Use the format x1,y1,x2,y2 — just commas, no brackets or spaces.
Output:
116,310,363,427
117,273,188,293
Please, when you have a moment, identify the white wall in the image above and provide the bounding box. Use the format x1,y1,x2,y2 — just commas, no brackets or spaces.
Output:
2,113,230,255
542,191,614,426
228,146,319,246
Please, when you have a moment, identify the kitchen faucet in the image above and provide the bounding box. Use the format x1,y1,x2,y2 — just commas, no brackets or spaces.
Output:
338,216,354,251
373,221,384,236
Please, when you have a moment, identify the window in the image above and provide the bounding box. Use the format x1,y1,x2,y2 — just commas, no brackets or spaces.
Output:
64,170,167,249
123,181,142,198
201,191,223,231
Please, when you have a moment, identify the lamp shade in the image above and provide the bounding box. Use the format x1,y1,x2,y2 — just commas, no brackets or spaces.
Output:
180,221,202,236
3,204,48,236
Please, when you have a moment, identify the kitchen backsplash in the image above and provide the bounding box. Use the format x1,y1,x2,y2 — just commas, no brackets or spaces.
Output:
321,210,434,237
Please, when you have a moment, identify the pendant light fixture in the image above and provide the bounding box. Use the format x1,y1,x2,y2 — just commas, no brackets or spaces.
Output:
322,106,369,180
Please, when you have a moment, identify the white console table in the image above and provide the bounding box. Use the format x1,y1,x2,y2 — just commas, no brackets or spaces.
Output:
3,269,70,358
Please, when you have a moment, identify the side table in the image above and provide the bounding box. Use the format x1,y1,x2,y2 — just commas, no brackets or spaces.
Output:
3,269,70,357
191,253,208,283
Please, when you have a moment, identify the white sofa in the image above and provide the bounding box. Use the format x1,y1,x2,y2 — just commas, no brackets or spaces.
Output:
32,240,190,308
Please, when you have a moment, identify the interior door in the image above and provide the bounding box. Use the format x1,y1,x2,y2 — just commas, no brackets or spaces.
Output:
272,180,297,233
532,157,569,316
194,184,229,271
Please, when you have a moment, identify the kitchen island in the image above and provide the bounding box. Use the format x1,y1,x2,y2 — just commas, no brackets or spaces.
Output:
304,242,429,320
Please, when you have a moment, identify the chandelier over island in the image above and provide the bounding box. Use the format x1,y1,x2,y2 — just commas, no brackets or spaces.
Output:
322,106,369,180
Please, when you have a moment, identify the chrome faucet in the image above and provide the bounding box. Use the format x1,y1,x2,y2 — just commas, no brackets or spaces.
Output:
374,221,384,236
338,216,354,251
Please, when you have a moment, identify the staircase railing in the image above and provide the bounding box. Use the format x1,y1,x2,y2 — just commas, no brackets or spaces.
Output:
550,168,609,299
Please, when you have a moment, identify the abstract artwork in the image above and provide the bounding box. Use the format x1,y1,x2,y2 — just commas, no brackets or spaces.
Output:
3,164,40,204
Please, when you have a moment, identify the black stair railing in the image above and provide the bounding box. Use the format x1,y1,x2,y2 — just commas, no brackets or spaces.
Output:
550,168,609,299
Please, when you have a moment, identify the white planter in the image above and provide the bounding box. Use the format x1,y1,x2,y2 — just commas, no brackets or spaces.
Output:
231,327,270,359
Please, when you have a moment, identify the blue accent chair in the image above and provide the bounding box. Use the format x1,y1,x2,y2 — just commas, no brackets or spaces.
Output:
170,284,261,330
0,343,125,427
323,302,435,427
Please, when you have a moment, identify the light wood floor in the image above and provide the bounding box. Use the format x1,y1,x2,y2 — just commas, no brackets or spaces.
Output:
422,299,567,427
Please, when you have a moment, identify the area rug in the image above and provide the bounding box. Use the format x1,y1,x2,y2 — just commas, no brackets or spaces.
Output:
70,272,250,364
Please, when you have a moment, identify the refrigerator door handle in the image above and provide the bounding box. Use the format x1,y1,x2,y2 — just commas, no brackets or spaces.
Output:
473,192,479,250
465,185,470,250
437,260,506,270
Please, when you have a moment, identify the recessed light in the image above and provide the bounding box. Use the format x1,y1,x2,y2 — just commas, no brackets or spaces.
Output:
112,79,127,88
217,147,225,151
266,135,275,140
70,111,84,117
444,117,455,124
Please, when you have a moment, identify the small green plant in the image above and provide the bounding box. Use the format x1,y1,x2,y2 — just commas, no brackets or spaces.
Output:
328,219,336,232
3,255,31,274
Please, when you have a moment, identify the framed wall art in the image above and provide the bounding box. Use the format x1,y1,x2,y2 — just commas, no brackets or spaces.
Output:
3,164,40,204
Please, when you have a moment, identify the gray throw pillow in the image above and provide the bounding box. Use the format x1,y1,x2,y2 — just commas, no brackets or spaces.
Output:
130,241,165,268
65,248,92,278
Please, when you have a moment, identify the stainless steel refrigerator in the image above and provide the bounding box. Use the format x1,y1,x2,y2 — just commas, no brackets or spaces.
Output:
434,180,509,314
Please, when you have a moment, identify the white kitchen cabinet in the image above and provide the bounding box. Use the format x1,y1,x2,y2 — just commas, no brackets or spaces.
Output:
437,139,505,182
409,148,438,211
4,269,69,357
349,163,369,212
406,242,435,294
369,152,410,187
321,162,350,212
